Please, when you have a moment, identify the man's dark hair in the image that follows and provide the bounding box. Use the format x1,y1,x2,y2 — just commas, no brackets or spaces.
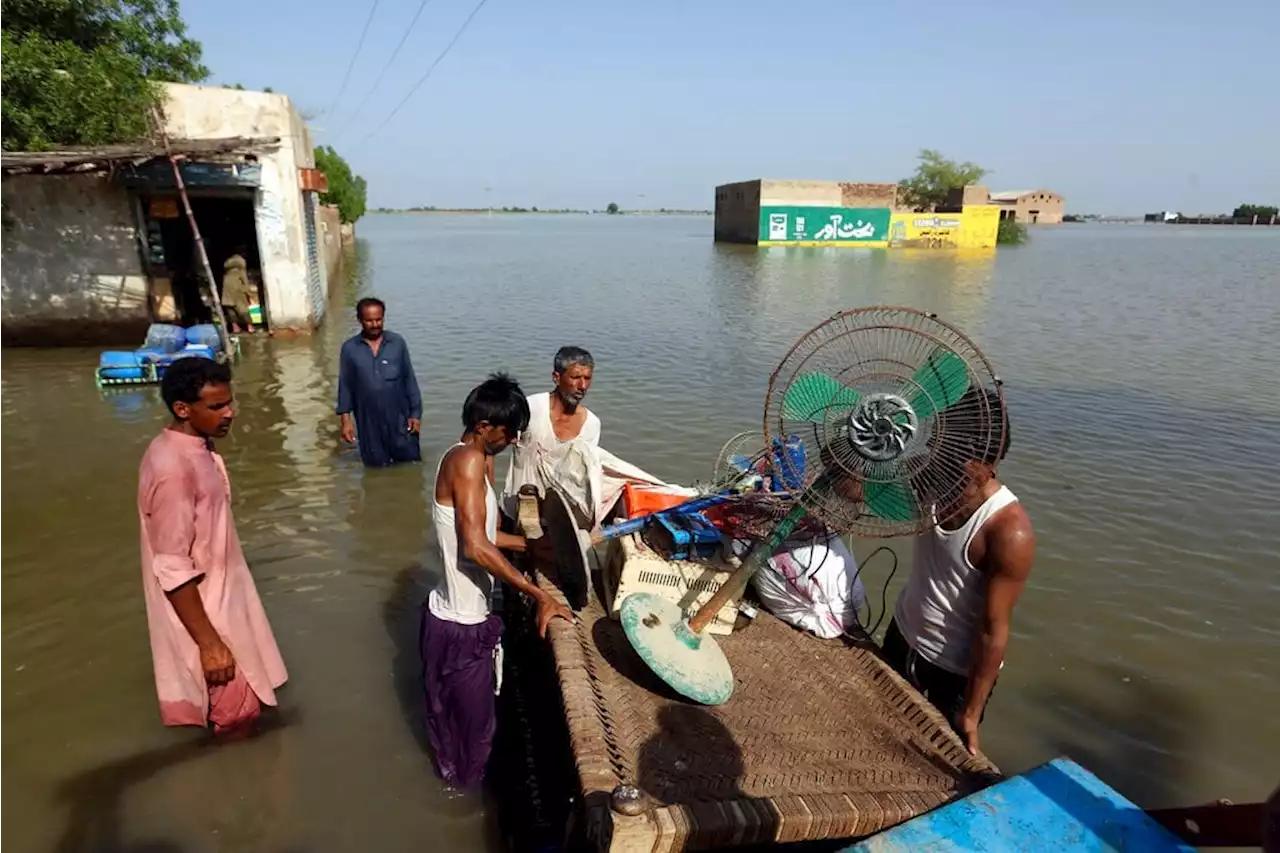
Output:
553,346,594,374
462,372,531,435
161,357,232,417
355,297,385,318
949,386,1010,465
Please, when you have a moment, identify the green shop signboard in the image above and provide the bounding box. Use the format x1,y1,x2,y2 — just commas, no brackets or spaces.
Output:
758,206,891,243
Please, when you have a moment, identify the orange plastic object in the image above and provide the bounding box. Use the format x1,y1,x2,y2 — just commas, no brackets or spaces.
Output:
623,483,692,519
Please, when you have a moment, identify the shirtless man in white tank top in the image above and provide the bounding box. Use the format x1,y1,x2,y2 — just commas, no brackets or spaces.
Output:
883,387,1036,757
424,372,573,792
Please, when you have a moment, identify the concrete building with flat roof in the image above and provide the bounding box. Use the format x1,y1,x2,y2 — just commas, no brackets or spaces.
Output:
715,179,900,245
987,189,1065,224
713,178,1002,249
2,83,333,345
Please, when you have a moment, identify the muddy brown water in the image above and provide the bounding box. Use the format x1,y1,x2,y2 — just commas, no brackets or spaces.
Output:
3,216,1278,852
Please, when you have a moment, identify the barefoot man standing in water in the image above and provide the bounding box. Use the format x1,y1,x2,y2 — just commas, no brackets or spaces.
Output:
424,372,573,791
138,358,287,733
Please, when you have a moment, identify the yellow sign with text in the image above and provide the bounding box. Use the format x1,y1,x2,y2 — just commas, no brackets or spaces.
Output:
889,212,964,247
887,205,999,249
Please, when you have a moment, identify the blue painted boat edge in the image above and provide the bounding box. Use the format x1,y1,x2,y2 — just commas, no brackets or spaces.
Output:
839,757,1198,852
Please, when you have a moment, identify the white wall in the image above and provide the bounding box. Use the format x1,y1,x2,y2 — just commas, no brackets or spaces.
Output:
160,83,325,330
1,174,151,345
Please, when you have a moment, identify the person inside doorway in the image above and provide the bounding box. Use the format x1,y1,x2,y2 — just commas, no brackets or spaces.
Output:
424,372,573,792
500,346,600,525
137,358,289,733
335,297,423,467
220,245,257,334
881,387,1036,756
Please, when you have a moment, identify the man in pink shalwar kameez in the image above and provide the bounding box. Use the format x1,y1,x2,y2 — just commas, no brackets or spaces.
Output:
138,357,287,732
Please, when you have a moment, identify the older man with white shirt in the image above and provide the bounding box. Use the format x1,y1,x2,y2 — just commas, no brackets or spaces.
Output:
501,346,600,526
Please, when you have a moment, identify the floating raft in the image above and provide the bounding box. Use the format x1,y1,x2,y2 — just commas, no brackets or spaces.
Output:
534,524,1003,851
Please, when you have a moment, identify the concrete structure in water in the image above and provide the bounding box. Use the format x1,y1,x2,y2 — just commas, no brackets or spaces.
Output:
2,83,339,346
986,189,1065,224
714,178,1001,249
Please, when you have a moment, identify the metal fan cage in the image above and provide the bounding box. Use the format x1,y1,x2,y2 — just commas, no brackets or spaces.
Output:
711,430,770,488
707,431,831,543
763,306,1006,538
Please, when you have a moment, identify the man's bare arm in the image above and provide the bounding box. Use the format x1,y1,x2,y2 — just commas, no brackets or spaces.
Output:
452,452,572,636
959,510,1035,752
166,579,236,685
496,531,527,551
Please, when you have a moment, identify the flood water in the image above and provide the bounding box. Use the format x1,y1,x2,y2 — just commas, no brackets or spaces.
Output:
3,215,1278,852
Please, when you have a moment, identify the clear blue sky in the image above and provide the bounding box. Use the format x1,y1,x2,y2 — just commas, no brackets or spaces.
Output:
185,0,1278,214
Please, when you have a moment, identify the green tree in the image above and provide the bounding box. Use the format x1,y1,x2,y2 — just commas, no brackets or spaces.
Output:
1232,203,1278,219
314,145,368,224
606,202,620,215
997,218,1028,245
2,0,208,151
898,149,988,212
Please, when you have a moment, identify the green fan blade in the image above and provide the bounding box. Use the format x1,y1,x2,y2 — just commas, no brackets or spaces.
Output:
909,349,971,420
783,372,861,422
864,480,915,522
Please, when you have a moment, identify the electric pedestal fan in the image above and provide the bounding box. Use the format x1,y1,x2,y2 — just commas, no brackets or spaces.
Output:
619,306,1006,705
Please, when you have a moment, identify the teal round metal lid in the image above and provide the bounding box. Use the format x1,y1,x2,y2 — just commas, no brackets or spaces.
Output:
619,592,734,706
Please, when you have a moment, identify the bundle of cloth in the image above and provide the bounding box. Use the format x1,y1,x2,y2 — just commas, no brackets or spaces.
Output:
503,433,697,533
731,534,868,640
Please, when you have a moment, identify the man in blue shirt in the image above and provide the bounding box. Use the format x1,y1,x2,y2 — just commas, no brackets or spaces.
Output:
336,298,422,467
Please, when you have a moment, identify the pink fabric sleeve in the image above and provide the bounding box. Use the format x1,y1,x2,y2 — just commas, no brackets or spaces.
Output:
144,469,203,592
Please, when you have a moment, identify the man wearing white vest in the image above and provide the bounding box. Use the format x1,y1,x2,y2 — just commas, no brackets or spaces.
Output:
882,387,1036,757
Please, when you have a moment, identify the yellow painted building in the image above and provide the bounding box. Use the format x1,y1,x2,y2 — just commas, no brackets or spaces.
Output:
887,205,999,249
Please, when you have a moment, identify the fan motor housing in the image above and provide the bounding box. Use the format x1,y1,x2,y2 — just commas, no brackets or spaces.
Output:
847,392,918,462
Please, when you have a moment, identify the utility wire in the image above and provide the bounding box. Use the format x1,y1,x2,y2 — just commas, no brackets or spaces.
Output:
331,0,437,140
323,0,382,121
361,0,493,142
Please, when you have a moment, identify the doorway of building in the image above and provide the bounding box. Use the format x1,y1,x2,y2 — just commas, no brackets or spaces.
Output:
140,191,267,330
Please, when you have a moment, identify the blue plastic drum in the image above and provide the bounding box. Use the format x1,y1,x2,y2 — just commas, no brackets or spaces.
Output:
184,324,222,351
142,323,187,353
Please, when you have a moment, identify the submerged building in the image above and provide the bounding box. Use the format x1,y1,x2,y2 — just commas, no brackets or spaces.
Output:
2,83,338,346
987,189,1066,224
714,179,1005,249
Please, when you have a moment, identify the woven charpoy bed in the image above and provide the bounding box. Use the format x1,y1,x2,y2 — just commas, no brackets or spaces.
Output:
532,536,1003,852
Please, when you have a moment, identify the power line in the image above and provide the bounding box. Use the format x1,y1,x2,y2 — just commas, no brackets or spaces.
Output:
331,0,438,140
323,0,382,120
361,0,493,142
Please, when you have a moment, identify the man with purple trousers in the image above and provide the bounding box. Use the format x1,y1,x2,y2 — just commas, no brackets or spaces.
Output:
424,372,573,792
